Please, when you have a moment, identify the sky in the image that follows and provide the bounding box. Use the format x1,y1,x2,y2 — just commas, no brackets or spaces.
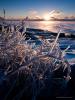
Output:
0,0,75,19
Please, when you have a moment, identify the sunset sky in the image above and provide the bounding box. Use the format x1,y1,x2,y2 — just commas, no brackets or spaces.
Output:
0,0,75,19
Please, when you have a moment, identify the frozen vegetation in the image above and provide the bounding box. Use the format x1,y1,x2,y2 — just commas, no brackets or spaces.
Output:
0,23,71,100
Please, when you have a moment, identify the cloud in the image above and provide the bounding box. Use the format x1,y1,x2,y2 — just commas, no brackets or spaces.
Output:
49,10,75,19
28,10,41,19
28,10,37,16
27,9,75,20
49,10,64,18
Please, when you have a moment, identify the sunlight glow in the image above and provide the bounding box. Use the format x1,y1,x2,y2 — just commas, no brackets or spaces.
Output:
43,14,50,21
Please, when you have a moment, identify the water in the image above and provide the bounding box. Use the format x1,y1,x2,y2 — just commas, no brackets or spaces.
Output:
25,21,75,34
25,21,75,64
7,21,75,34
7,20,75,64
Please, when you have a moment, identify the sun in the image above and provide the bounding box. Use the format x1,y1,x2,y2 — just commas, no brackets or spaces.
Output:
43,14,50,21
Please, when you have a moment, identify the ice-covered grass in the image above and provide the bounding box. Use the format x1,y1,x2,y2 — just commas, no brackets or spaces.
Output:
0,27,71,100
